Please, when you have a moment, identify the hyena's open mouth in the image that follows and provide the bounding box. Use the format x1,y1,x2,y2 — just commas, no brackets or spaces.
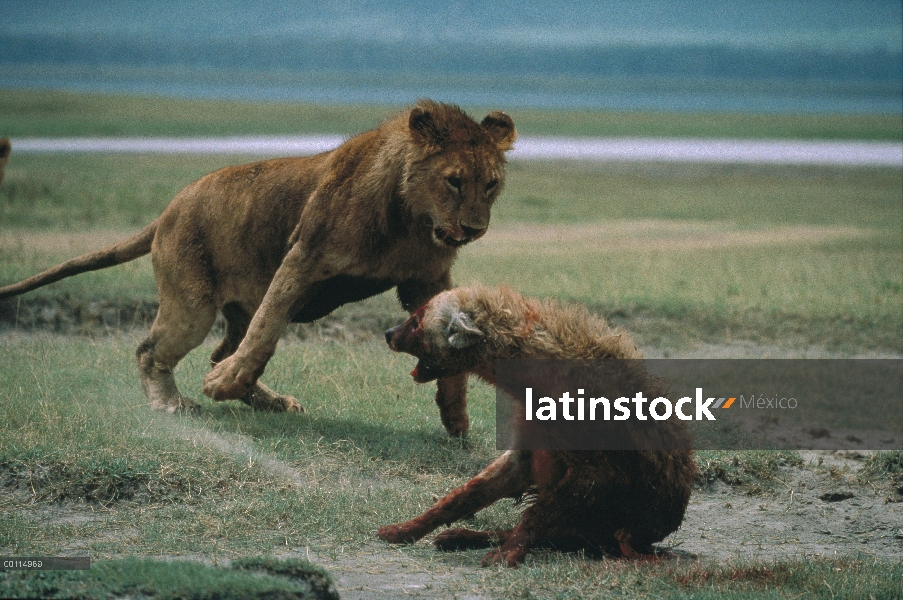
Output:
411,359,444,383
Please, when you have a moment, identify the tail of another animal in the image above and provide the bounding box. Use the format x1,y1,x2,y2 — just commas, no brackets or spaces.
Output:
0,221,157,300
0,137,10,184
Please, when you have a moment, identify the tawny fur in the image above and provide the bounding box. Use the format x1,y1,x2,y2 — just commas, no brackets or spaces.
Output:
379,285,696,566
0,103,515,433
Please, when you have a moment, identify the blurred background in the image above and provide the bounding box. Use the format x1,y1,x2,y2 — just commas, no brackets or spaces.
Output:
1,0,901,115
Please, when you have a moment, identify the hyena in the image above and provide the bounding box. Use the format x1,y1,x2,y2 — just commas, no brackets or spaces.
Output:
378,284,695,567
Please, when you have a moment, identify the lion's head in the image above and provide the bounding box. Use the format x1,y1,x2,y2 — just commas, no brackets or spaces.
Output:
401,101,516,248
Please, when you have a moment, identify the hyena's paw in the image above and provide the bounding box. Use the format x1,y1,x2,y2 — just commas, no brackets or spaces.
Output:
434,528,505,551
377,522,425,544
441,413,470,438
282,395,304,413
481,545,527,568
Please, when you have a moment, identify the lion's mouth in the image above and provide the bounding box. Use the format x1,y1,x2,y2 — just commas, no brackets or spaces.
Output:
433,228,471,248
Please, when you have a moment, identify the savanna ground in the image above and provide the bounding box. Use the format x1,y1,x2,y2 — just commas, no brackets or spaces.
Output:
1,91,902,598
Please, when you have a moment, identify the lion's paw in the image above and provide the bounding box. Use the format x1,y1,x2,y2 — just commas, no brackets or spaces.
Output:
204,357,256,400
152,396,201,415
283,396,305,413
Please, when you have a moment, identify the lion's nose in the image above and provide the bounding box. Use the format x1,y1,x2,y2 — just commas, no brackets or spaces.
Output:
461,223,487,240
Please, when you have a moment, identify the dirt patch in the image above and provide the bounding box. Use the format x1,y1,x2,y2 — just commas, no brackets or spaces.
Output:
303,452,903,599
0,295,159,334
0,459,188,507
0,295,397,342
667,451,903,562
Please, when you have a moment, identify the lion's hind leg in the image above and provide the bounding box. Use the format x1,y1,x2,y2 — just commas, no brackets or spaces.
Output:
211,303,303,413
137,297,216,414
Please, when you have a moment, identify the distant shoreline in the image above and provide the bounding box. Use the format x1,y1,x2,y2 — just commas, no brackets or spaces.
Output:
11,136,903,167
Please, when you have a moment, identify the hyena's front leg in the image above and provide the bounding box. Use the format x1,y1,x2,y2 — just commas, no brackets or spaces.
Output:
378,451,532,544
435,373,470,437
397,274,470,436
482,454,576,567
480,496,550,567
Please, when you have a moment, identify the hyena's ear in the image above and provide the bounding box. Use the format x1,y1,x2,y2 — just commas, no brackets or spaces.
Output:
447,311,484,349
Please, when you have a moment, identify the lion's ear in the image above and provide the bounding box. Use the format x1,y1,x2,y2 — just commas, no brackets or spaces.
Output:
481,111,517,152
447,311,484,349
409,106,445,149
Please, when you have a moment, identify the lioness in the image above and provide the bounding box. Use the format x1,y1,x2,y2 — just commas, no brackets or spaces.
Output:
0,102,516,435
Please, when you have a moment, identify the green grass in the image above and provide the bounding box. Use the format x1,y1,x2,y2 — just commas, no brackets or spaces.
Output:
0,556,338,600
2,88,901,139
2,337,901,598
0,95,901,597
8,155,898,350
476,556,903,599
0,336,504,551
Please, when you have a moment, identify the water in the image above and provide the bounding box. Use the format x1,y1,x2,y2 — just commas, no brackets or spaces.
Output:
1,0,901,114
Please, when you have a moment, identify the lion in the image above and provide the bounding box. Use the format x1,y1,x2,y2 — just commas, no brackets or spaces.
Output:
0,102,516,434
0,137,10,184
378,285,695,566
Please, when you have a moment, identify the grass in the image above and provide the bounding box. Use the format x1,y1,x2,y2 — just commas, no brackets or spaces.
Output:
2,336,901,598
0,556,338,599
694,451,804,491
3,156,900,351
0,336,504,549
0,92,901,597
476,556,903,599
2,87,902,140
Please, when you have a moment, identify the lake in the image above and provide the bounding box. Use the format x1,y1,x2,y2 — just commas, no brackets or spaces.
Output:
1,0,901,114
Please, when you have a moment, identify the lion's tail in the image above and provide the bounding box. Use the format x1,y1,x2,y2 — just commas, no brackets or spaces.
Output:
0,220,157,300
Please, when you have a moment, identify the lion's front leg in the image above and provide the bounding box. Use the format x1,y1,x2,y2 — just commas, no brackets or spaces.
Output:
204,244,319,401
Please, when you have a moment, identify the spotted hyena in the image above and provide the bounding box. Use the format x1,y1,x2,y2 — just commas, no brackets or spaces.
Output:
378,284,696,567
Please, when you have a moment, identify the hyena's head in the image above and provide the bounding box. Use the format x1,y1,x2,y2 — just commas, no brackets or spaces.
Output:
385,289,488,383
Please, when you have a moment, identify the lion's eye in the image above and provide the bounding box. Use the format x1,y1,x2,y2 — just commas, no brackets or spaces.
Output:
446,176,462,192
486,179,498,193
